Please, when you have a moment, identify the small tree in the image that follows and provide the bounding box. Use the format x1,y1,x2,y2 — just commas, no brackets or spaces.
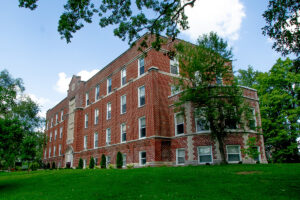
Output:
242,137,260,162
51,162,56,169
77,158,83,169
116,152,123,169
46,162,50,169
89,157,95,169
100,154,106,169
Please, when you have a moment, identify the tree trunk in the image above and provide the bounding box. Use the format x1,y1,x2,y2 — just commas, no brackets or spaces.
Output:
217,135,226,164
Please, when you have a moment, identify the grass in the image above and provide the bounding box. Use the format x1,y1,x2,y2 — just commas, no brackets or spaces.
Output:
0,164,300,200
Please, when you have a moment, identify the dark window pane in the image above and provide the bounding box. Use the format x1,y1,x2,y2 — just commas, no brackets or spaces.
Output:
228,154,240,162
122,133,126,142
140,66,144,75
200,155,212,163
140,96,145,106
141,128,146,137
177,124,184,134
178,157,185,164
122,104,126,113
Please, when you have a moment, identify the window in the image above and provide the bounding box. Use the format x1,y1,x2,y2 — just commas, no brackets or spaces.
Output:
139,151,146,166
121,68,126,86
84,135,87,150
95,85,100,101
86,92,89,106
53,146,56,157
85,114,88,128
49,147,51,158
170,58,179,75
175,113,184,135
198,146,213,164
138,86,145,107
61,110,64,121
171,85,180,96
139,57,145,76
216,74,222,85
54,130,57,140
50,132,52,142
94,132,98,148
44,150,47,159
56,113,58,124
59,144,62,156
60,127,63,138
195,108,210,132
46,121,49,130
122,154,126,167
83,159,87,169
121,95,126,114
227,145,241,163
94,109,99,125
95,158,98,166
106,156,111,167
107,102,111,120
51,118,53,127
107,77,112,94
225,108,237,129
249,108,257,130
139,117,146,138
176,149,185,165
254,146,260,162
121,123,126,143
106,128,111,145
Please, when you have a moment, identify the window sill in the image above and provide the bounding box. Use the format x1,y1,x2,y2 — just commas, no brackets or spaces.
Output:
138,104,145,108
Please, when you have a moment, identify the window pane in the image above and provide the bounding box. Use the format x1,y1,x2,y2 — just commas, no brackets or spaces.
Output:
199,147,211,155
196,118,210,131
228,154,240,162
228,146,239,154
200,155,212,163
139,58,145,75
176,114,184,124
177,124,184,134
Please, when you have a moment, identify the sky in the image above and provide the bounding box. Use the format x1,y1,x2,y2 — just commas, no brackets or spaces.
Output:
0,0,283,118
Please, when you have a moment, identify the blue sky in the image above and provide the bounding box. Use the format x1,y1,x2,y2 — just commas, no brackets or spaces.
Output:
0,0,283,117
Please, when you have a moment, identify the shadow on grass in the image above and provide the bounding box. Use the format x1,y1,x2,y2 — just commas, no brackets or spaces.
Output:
0,182,22,193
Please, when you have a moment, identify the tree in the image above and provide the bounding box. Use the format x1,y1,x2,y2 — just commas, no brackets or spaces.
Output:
51,161,56,169
236,66,262,88
256,58,299,163
116,152,123,169
262,0,300,56
241,136,260,162
100,154,106,169
18,0,196,50
174,32,252,164
89,157,95,169
77,158,83,169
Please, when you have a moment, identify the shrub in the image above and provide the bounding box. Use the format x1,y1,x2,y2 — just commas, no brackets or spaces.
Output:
66,162,71,169
46,163,50,169
100,154,106,169
126,164,134,169
77,158,83,169
30,162,39,171
89,157,95,169
116,152,123,169
108,164,115,169
51,162,56,169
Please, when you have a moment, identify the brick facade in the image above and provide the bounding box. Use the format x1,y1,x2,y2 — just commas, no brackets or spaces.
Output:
43,36,267,168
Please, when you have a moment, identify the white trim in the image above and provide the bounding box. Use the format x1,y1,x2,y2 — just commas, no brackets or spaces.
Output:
174,113,184,135
84,114,88,128
121,68,126,86
95,85,100,101
138,85,145,107
85,92,89,107
138,57,145,76
83,135,88,150
139,116,146,139
94,109,99,125
226,145,241,163
139,151,146,166
107,102,111,120
120,123,126,143
106,128,111,145
120,95,126,114
107,77,112,95
176,148,185,165
94,132,98,148
197,146,213,164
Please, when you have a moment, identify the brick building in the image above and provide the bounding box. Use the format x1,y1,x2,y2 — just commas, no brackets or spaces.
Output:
43,36,267,168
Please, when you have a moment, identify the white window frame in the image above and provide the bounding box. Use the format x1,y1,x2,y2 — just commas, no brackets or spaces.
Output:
121,95,126,114
121,123,126,143
139,151,146,166
198,146,213,164
94,132,98,148
138,85,145,107
226,145,241,163
59,127,63,138
176,148,185,165
139,116,146,139
122,154,126,167
85,92,89,107
107,77,112,94
61,110,64,121
138,57,145,76
95,85,100,101
54,130,57,140
50,132,52,142
170,58,179,75
94,109,99,125
59,144,62,156
175,113,184,135
53,146,56,157
121,68,126,86
84,135,88,150
85,114,88,128
49,147,51,158
107,102,111,120
106,128,111,145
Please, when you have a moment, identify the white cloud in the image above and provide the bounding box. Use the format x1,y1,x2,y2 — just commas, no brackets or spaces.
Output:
54,69,99,94
26,93,52,118
183,0,246,41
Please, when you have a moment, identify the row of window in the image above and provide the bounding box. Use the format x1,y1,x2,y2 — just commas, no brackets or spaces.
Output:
46,144,62,158
176,145,260,165
47,110,64,130
84,86,145,128
83,116,146,149
49,127,63,142
81,154,127,168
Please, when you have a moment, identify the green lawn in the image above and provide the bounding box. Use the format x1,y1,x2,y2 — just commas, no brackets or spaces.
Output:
0,164,300,200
